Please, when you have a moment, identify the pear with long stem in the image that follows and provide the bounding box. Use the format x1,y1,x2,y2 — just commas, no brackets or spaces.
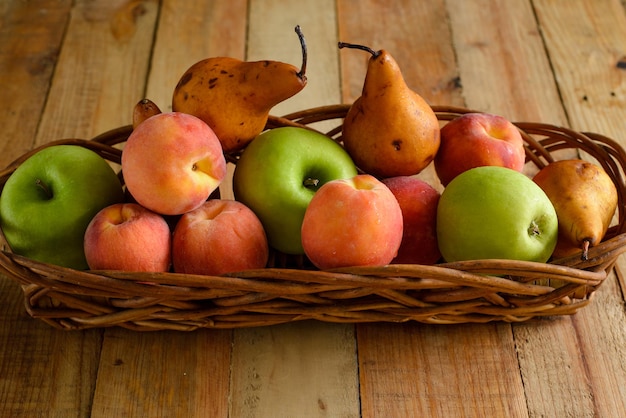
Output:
173,26,308,153
338,42,440,178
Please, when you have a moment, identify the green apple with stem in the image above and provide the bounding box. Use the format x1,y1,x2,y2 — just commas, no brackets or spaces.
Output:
233,126,358,254
436,166,558,263
0,145,125,269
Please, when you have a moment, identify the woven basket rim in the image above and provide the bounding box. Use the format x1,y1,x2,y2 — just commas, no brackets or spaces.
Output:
1,103,626,330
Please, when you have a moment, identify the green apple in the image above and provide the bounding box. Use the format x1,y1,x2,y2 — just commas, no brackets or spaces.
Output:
436,166,558,263
233,126,358,254
0,145,125,269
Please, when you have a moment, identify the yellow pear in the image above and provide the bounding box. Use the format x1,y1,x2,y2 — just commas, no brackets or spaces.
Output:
172,26,307,153
533,159,618,260
339,42,440,178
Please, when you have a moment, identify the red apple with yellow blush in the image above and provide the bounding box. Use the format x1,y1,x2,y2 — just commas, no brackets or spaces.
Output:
434,112,526,186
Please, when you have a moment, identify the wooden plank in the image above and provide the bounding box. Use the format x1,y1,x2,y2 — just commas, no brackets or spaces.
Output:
92,330,233,417
0,314,103,418
0,0,71,165
0,2,103,418
231,322,360,417
33,0,159,145
336,1,528,416
446,0,568,124
90,1,247,416
534,0,626,138
358,323,527,417
523,1,626,415
228,1,361,417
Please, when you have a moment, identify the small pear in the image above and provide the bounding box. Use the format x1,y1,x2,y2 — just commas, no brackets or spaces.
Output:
338,42,440,178
533,159,618,260
132,98,162,129
172,26,308,153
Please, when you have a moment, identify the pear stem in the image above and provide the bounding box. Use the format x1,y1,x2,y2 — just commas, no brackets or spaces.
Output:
295,25,307,79
581,239,591,261
337,42,381,59
35,178,52,199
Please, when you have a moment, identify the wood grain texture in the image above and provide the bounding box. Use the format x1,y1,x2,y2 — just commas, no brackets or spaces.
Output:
357,323,527,417
0,0,71,165
0,309,102,418
231,322,359,417
0,2,102,418
228,2,360,417
91,329,232,417
534,0,626,138
33,0,158,144
446,0,568,124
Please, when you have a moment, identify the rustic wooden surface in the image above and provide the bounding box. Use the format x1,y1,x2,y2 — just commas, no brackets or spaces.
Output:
1,0,626,416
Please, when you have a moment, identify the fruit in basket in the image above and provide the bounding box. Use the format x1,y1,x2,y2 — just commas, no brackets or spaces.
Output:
338,42,440,178
172,200,269,275
84,203,171,272
532,159,618,260
233,126,357,254
0,145,125,270
132,98,162,128
121,112,227,216
437,166,558,263
301,174,403,269
382,176,441,264
434,112,526,186
172,26,308,153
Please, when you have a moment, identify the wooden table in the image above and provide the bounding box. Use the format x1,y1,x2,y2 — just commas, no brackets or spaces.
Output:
1,1,626,416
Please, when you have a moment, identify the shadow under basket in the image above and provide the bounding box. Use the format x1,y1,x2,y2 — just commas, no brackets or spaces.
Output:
2,104,626,331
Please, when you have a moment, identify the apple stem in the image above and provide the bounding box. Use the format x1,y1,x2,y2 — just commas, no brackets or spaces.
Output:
295,25,307,80
337,41,381,59
35,178,53,199
528,220,541,237
303,177,320,189
581,239,591,261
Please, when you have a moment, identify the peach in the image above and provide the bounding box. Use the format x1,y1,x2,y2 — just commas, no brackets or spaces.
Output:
382,176,441,265
84,203,171,272
434,112,526,186
301,174,403,269
121,112,227,215
172,199,269,276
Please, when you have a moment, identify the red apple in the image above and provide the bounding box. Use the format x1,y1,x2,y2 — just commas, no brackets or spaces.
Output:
121,112,227,215
84,203,171,272
434,112,526,186
382,176,441,265
172,200,269,276
301,174,403,270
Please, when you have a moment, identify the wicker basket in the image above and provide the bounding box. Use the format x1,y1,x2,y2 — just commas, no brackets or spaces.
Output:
1,104,626,331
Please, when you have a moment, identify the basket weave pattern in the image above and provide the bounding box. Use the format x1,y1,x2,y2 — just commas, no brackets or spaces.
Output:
1,105,625,331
